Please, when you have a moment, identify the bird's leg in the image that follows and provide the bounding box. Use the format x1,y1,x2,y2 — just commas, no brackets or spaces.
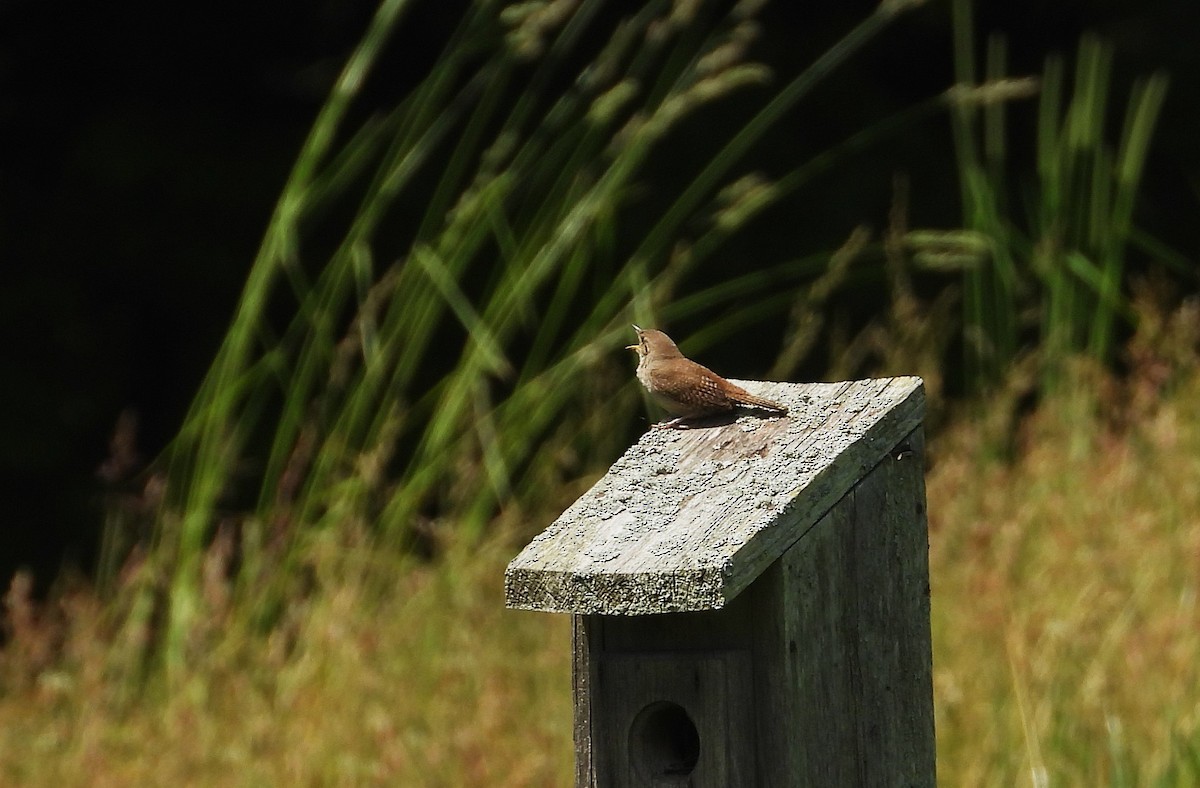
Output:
651,416,692,430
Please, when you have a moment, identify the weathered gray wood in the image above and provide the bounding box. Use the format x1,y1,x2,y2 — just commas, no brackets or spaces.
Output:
569,426,934,787
595,651,754,786
506,376,924,615
748,426,935,786
574,601,760,787
572,616,595,788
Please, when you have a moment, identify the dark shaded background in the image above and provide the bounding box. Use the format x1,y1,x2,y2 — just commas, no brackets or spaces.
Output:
2,0,1197,586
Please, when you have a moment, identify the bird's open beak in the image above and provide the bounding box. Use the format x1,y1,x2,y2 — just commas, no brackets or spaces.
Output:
626,324,642,350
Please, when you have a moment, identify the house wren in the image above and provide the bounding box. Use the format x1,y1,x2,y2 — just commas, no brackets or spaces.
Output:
627,325,788,428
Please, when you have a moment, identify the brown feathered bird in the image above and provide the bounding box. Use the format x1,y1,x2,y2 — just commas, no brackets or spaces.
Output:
627,325,788,428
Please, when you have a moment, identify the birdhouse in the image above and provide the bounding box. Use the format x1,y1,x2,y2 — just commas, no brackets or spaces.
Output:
505,376,935,786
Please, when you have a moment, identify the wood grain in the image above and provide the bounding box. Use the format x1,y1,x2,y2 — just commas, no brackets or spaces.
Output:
506,376,924,615
567,425,935,786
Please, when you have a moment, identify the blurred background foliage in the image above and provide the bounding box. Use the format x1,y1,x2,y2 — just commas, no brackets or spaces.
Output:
1,0,1199,782
3,0,1197,587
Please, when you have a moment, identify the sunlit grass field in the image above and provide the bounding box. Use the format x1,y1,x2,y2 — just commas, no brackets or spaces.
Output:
2,370,1198,785
930,376,1200,786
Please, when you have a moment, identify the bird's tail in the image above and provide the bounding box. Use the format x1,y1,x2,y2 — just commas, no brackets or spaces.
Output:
731,391,788,413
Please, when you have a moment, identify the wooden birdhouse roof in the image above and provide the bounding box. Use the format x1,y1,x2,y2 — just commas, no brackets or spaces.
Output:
504,376,924,615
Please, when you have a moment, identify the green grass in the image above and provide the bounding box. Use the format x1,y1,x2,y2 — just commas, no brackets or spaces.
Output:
122,0,932,682
949,0,1172,395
